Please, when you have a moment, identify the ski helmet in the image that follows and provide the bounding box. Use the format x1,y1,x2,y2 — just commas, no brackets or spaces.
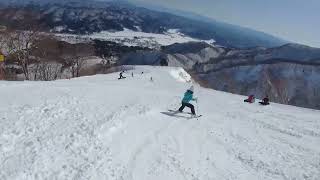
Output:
189,85,194,92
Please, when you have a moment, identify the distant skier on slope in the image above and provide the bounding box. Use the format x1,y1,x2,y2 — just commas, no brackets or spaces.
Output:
118,71,126,80
178,86,197,115
259,95,270,105
244,95,255,103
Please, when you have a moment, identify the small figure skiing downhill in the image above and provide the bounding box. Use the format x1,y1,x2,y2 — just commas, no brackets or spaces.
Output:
177,86,200,117
118,71,126,80
162,85,201,119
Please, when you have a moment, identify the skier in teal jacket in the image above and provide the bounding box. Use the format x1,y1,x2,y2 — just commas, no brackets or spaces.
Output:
178,86,197,115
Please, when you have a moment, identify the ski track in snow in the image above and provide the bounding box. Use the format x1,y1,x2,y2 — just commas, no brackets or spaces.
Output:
0,66,320,180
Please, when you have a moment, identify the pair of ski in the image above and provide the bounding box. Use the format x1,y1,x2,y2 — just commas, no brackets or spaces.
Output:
163,109,202,119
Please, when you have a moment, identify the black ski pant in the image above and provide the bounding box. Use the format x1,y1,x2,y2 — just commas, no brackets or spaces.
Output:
259,102,270,105
178,102,195,115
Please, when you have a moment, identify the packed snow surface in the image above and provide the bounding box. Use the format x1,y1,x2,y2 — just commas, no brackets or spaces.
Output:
0,66,320,180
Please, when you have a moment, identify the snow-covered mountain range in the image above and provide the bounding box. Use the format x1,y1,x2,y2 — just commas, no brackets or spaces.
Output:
1,0,319,110
0,0,286,48
1,66,319,180
120,43,320,109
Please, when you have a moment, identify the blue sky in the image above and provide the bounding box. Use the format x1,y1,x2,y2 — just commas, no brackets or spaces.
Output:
129,0,320,47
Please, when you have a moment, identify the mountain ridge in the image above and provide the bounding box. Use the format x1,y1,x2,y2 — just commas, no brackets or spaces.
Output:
0,0,287,48
120,42,320,110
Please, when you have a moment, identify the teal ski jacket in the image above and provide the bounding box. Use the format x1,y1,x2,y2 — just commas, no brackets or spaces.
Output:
182,90,196,103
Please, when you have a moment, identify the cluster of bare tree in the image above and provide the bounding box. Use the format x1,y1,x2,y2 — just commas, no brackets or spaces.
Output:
2,29,41,80
0,27,94,81
99,54,118,73
62,45,88,79
0,13,129,81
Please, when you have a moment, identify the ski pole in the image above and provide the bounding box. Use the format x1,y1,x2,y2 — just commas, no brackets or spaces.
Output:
196,85,200,118
197,99,199,115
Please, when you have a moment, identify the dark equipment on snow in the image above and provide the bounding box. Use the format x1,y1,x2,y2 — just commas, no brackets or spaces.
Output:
162,110,202,119
259,96,270,105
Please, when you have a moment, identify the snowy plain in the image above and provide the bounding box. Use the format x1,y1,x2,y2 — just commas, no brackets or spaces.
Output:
55,29,215,48
0,66,319,180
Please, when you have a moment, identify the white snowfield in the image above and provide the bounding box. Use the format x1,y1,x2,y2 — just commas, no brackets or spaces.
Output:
56,29,215,48
0,66,320,180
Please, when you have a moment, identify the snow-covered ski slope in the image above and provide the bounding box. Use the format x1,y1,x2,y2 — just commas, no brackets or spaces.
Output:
0,66,319,180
